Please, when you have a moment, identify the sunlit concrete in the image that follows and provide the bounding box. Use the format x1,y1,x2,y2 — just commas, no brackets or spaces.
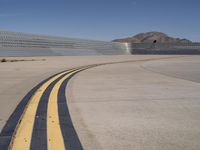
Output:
0,55,161,130
68,56,200,150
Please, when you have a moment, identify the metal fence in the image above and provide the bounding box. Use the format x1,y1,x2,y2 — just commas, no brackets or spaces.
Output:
0,31,129,56
1,30,200,56
131,43,200,54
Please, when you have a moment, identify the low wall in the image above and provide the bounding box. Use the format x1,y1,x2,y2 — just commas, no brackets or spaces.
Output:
131,43,200,54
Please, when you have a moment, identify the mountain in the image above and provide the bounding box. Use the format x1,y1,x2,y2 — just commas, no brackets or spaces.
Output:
113,32,191,43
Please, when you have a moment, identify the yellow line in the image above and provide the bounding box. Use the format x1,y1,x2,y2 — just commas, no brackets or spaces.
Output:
9,64,96,150
9,69,77,150
47,67,91,150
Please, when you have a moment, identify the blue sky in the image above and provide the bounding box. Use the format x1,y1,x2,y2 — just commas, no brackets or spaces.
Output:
0,0,199,41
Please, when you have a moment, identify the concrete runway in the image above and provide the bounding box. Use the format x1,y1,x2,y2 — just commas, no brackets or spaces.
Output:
0,55,200,149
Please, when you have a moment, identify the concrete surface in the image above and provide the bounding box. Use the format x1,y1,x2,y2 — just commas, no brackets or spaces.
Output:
0,55,200,150
0,55,163,130
67,56,200,150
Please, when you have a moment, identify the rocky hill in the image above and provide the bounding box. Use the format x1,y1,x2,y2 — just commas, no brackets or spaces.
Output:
113,32,191,43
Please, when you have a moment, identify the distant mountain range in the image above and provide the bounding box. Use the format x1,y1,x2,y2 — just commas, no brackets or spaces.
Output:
113,32,191,43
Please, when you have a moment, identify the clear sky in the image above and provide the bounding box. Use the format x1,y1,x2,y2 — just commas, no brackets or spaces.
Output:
0,0,199,41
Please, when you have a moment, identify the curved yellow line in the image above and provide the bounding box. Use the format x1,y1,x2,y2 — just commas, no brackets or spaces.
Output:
9,64,96,150
47,66,91,150
10,68,77,150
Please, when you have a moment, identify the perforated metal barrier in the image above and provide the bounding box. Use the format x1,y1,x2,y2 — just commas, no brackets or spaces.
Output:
0,31,130,56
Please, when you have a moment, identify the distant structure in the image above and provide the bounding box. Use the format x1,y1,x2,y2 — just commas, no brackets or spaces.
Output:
0,31,130,56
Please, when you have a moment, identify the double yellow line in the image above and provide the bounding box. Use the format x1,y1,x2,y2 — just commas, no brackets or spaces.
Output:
7,57,179,149
9,65,96,150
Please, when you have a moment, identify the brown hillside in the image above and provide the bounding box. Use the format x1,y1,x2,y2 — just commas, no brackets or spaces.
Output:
113,32,191,43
